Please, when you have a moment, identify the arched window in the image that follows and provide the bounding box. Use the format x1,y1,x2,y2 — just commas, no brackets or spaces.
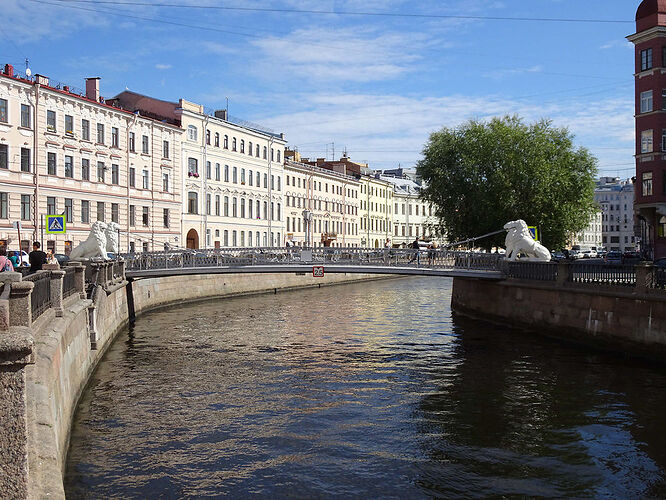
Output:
277,150,281,162
215,195,220,216
224,196,229,217
249,170,253,186
232,197,238,217
240,198,246,218
214,132,220,147
232,137,237,151
224,230,229,246
240,139,245,153
233,166,238,183
256,144,260,157
271,149,274,161
224,165,229,182
248,142,253,155
206,129,210,145
248,198,253,219
249,231,253,246
187,125,197,142
224,135,229,149
263,146,267,159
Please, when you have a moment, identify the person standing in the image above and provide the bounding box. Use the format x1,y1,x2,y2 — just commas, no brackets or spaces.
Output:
29,242,47,274
0,248,14,272
8,250,20,269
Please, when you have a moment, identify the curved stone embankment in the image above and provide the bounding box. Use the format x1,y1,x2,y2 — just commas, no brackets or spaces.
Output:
25,272,391,499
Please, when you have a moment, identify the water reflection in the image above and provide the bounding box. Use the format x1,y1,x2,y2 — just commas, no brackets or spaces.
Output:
65,278,666,498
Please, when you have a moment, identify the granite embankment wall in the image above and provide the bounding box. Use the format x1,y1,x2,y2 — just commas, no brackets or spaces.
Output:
451,277,666,359
23,270,390,499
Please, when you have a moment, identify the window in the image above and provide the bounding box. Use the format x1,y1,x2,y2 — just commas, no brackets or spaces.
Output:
64,199,73,223
163,140,169,158
256,171,260,186
240,140,245,153
112,127,119,147
20,148,30,172
65,155,73,178
97,201,105,222
142,135,149,154
232,230,237,247
256,199,260,219
277,150,281,162
0,99,6,123
224,196,229,216
188,158,198,176
641,48,653,71
65,114,74,135
249,170,253,186
0,192,8,219
129,166,135,187
0,145,6,169
232,137,237,151
264,173,268,188
263,146,267,159
271,175,274,190
241,168,245,184
641,90,653,113
224,230,229,247
215,163,220,181
277,176,281,191
188,125,198,141
240,198,245,218
206,193,211,215
248,198,253,219
20,104,31,128
163,208,170,228
256,144,260,157
264,201,268,220
233,166,238,183
47,110,56,132
643,171,653,196
48,152,57,175
129,205,135,226
111,203,119,223
97,123,104,144
206,161,211,180
641,129,653,153
109,164,118,184
224,135,228,149
81,119,89,140
21,194,31,220
224,165,229,182
188,192,198,214
129,132,136,152
206,129,211,145
81,200,90,223
97,162,105,183
142,206,149,226
271,148,274,161
233,197,238,217
214,133,219,147
215,195,220,216
142,169,149,189
82,159,90,180
248,142,253,155
162,172,170,192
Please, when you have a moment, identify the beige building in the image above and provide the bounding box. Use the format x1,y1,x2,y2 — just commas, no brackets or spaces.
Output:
284,159,360,247
0,65,182,255
109,94,287,249
359,174,393,248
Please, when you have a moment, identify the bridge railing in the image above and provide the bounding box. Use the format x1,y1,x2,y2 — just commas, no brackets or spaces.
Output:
504,261,558,281
568,263,636,286
122,247,507,272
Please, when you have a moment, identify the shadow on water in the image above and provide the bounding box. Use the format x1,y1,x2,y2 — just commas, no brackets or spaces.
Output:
64,278,666,499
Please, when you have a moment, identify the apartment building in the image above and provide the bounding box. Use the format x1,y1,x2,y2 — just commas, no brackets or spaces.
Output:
284,159,360,247
359,174,393,248
0,65,182,254
381,175,437,247
570,211,603,250
594,177,636,252
109,93,287,249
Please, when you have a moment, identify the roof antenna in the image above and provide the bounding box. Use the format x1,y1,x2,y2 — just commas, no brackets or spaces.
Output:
24,58,31,79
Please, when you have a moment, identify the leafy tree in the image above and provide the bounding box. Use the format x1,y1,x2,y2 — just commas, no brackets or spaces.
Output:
417,116,598,250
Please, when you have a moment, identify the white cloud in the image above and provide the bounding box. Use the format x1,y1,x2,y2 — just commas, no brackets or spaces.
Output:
155,64,172,70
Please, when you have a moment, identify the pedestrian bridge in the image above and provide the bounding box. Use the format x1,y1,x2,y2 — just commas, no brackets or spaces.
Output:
123,248,506,280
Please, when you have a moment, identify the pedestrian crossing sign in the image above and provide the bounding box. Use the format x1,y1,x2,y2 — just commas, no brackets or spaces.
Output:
46,215,66,234
528,226,538,241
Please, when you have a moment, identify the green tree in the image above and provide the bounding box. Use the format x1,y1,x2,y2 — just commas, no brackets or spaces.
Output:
417,116,598,250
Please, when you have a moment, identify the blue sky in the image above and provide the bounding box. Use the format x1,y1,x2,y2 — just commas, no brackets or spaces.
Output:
2,0,639,176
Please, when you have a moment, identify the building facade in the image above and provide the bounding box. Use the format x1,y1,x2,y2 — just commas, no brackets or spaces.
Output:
570,211,603,251
284,159,360,247
629,0,666,259
595,177,637,252
359,174,393,248
0,66,182,255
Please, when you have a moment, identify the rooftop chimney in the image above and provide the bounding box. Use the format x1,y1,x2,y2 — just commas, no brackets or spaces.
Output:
35,74,49,86
3,64,13,78
86,77,100,102
214,109,228,120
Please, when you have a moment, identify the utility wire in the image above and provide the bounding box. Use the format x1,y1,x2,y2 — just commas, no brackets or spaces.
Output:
53,0,634,24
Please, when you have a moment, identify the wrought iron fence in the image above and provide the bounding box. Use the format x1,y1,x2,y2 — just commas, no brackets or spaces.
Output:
62,266,77,298
568,263,636,286
24,271,52,320
505,261,558,281
122,247,507,273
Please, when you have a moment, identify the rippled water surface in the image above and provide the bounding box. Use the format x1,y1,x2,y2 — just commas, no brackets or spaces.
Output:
65,277,666,498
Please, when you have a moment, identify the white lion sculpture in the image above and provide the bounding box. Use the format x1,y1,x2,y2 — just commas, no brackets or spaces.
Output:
70,221,110,260
503,220,551,262
105,222,120,254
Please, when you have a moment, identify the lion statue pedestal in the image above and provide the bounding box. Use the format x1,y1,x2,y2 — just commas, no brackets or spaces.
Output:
503,220,550,262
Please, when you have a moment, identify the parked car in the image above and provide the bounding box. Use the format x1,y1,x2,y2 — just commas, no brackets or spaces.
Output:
10,250,30,267
550,251,566,262
605,251,623,265
622,251,641,264
569,249,582,260
53,253,70,266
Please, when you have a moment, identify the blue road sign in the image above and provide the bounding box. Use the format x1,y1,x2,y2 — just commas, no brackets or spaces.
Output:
46,215,66,234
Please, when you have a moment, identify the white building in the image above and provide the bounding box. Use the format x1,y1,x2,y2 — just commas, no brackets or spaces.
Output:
595,177,636,252
570,211,603,250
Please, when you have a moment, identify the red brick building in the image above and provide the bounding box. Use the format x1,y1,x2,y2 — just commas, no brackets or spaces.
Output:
629,0,666,259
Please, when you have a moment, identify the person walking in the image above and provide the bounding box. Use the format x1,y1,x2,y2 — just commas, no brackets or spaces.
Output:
0,248,14,272
29,242,47,274
409,238,420,264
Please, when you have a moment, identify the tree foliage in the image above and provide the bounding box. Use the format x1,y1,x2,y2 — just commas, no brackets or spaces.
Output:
417,116,598,250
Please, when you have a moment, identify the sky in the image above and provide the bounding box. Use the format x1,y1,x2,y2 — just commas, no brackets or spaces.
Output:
1,0,641,177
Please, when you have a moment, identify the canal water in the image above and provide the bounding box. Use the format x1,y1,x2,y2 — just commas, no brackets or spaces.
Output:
65,277,666,498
